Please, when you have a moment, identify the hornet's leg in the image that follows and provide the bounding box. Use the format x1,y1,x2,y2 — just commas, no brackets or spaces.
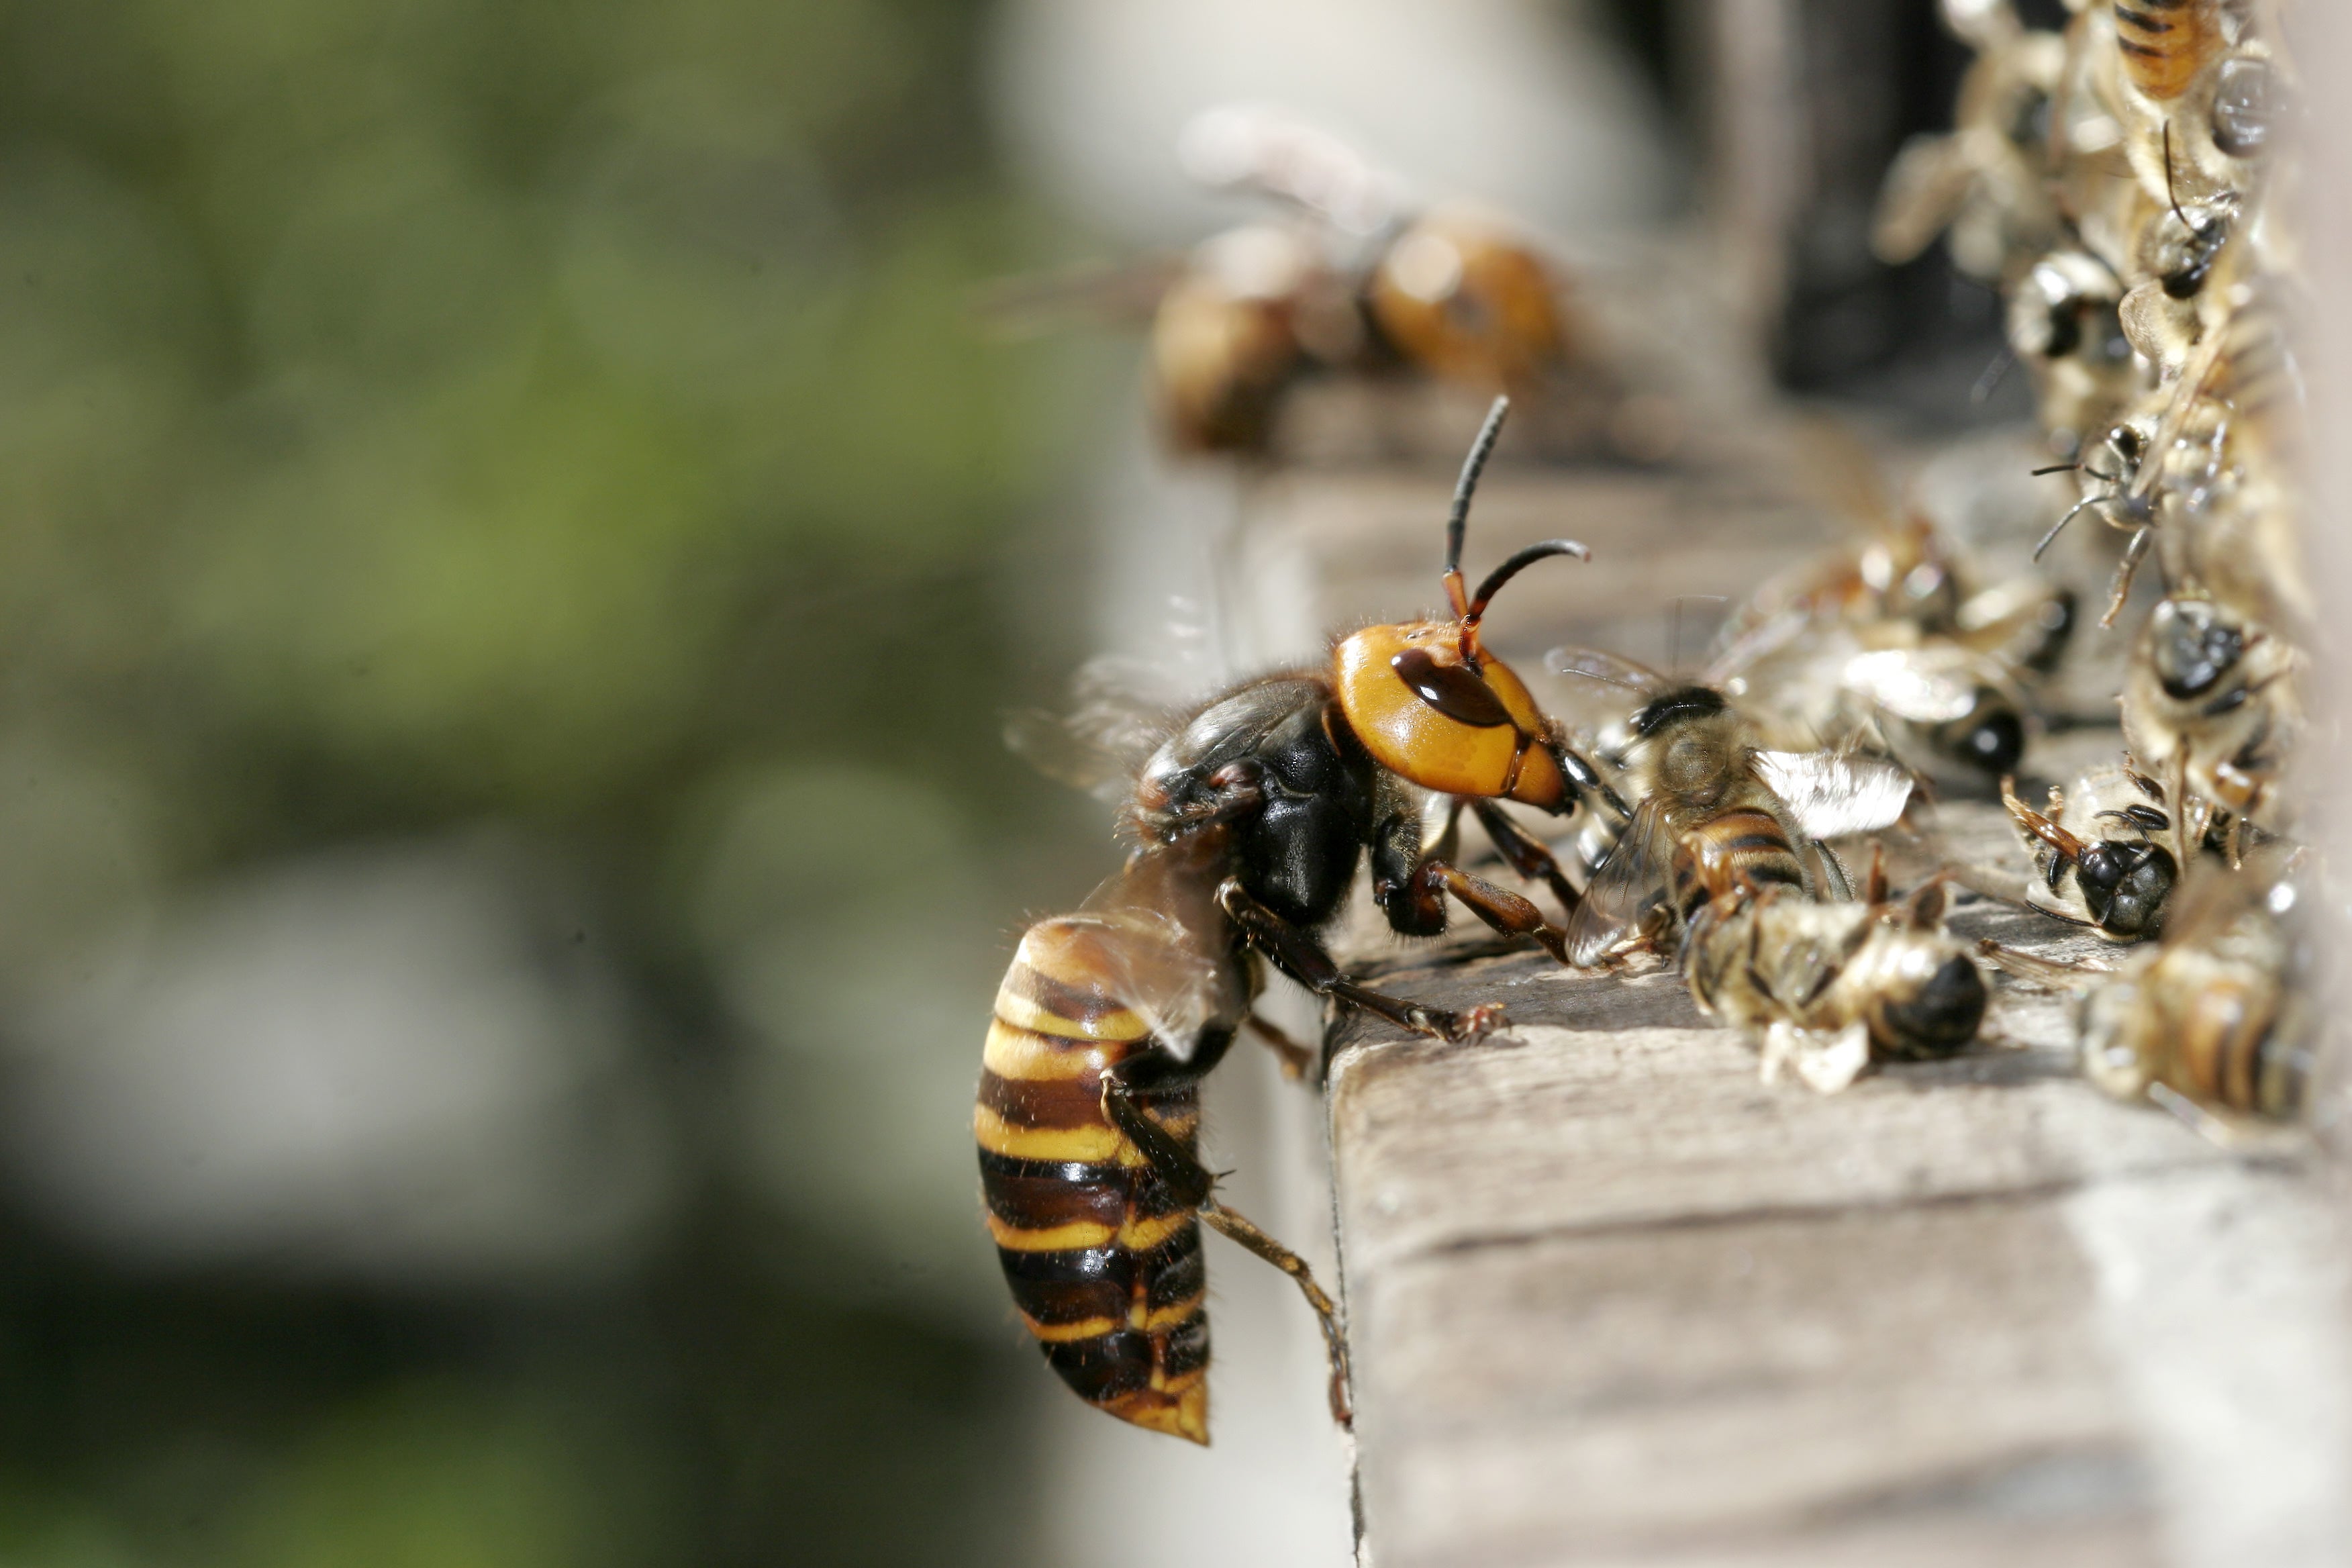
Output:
1100,1069,1352,1425
1217,880,1505,1042
1414,860,1571,965
1244,1012,1316,1081
1470,798,1581,916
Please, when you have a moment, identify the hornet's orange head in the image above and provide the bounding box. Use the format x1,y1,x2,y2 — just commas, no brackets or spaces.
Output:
1332,396,1589,810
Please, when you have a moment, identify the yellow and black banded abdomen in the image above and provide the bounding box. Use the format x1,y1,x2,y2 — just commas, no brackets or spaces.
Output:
2113,0,2218,101
2173,981,2305,1120
975,918,1212,1444
1672,807,1806,923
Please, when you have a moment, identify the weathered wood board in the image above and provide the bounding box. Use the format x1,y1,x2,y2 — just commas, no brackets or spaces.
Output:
1324,795,2352,1568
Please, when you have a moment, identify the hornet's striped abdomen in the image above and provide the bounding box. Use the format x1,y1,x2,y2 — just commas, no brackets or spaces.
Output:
975,917,1212,1444
2113,0,2218,102
1671,807,1806,923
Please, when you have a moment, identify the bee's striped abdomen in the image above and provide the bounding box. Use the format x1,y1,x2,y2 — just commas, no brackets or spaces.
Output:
2175,979,2306,1120
2113,0,2218,101
975,918,1211,1444
1673,807,1807,922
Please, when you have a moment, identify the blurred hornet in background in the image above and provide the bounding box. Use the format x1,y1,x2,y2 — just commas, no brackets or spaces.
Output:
979,401,1616,1442
1541,648,1913,969
1682,844,1986,1094
988,107,1594,454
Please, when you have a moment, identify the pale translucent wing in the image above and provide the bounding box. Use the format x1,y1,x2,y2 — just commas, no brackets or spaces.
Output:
1545,645,1667,692
1702,604,1815,687
1079,854,1237,1058
1754,749,1916,840
1871,133,1975,265
1003,655,1183,803
1840,647,1984,724
1541,645,1667,762
1564,798,1670,966
970,253,1189,336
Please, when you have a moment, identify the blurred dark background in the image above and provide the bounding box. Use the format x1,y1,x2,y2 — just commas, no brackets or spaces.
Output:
0,2,2013,1563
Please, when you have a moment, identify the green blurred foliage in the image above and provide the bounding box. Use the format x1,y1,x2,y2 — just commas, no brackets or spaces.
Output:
0,0,1093,1561
0,0,1071,842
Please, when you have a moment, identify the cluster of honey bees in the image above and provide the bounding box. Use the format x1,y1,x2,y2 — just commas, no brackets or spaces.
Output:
977,2,2322,1447
1876,0,2313,1130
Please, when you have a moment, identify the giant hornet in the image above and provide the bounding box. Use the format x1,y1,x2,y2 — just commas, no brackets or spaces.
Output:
989,109,1589,456
977,399,1614,1442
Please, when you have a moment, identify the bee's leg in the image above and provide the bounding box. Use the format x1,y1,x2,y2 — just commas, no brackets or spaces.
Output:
1418,861,1571,965
1469,798,1582,915
1244,1012,1316,1081
1973,938,2112,987
1812,839,1855,901
1217,880,1505,1042
1098,1069,1352,1426
2099,526,2155,629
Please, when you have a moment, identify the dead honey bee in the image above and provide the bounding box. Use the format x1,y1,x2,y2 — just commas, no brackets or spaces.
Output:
1541,649,1914,967
2006,248,2144,455
979,400,1614,1442
1681,844,1988,1093
2077,850,2313,1126
1992,843,2316,1132
2002,763,2184,940
2120,588,2300,835
1708,550,2069,790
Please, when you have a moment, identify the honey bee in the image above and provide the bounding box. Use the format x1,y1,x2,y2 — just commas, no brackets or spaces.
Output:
2006,247,2145,455
2111,0,2224,106
2076,851,2313,1125
1681,844,1988,1093
1542,649,1914,967
1708,556,2067,790
2120,589,2300,835
980,400,1615,1442
2002,764,2183,939
1872,0,2067,285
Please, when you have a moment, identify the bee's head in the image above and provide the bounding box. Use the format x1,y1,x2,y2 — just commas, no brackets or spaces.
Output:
2076,840,2177,938
2147,597,2245,701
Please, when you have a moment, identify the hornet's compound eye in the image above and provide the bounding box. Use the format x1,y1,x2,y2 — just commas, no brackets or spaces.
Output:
2152,603,2243,700
1391,646,1514,727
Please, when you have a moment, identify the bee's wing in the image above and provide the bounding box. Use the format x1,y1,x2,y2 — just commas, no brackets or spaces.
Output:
1004,656,1184,803
1541,646,1668,761
1753,748,1916,840
1545,645,1667,693
1871,132,1974,266
970,254,1189,337
1839,646,1988,724
1702,603,1814,686
1563,798,1671,966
